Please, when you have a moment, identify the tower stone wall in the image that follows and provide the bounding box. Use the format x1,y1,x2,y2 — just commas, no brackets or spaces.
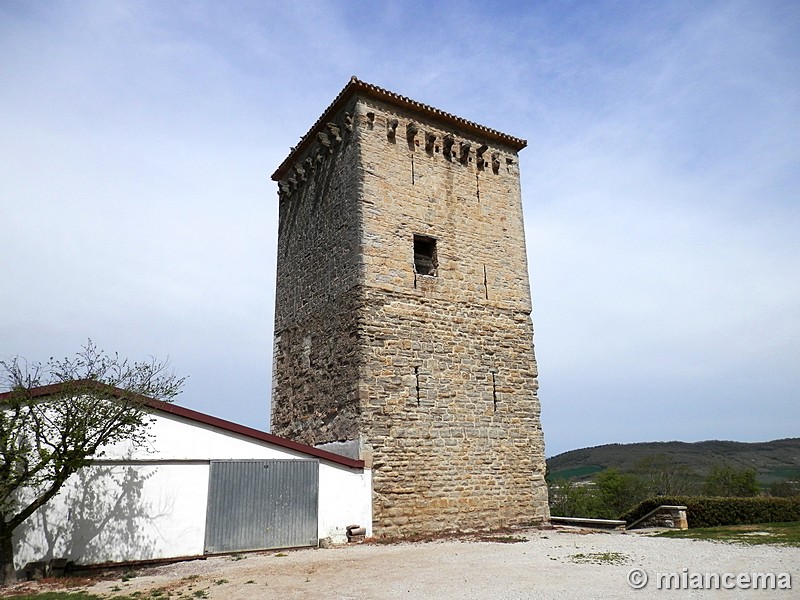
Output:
272,78,549,535
271,99,364,445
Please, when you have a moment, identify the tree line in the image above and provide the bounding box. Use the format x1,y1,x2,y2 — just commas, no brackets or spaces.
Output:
548,454,799,519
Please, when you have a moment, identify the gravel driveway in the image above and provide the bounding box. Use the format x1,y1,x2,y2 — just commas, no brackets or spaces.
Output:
54,528,800,599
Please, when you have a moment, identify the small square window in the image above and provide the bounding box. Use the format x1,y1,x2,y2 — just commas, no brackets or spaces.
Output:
414,235,437,276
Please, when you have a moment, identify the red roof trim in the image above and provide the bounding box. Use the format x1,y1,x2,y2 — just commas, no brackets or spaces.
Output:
146,398,365,468
271,76,527,181
0,382,365,470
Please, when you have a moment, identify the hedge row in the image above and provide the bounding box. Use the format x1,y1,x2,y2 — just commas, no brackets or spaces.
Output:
620,496,800,528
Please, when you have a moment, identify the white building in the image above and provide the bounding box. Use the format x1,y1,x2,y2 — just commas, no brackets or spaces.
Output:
11,388,372,570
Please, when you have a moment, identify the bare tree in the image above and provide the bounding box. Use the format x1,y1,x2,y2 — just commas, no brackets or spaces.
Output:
634,454,699,496
0,341,184,584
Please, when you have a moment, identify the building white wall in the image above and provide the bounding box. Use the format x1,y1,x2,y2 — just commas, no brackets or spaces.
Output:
108,412,314,461
13,409,372,569
319,463,373,541
15,463,210,567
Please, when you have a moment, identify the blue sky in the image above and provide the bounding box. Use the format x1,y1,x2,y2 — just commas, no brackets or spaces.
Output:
1,1,798,456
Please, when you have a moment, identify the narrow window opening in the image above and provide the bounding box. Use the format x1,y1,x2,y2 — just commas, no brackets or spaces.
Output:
491,371,498,412
411,153,415,185
483,265,489,300
414,366,421,406
413,235,437,277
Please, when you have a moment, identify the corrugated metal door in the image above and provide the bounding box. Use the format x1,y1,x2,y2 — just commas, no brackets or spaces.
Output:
204,459,319,553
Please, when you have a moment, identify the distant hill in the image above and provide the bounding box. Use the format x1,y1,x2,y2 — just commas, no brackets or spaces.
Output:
547,438,800,485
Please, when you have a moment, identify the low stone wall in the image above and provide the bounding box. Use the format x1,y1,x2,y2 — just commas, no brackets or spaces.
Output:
628,505,689,530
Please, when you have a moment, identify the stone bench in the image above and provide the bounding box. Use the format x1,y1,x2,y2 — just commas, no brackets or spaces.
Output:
550,516,627,530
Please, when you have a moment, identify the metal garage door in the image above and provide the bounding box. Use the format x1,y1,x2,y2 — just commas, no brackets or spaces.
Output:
204,459,319,553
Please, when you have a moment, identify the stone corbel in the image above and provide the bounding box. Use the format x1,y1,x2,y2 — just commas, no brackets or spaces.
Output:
317,131,332,153
491,153,500,174
387,118,399,142
425,132,436,154
406,122,418,145
443,134,455,159
344,112,354,132
326,123,342,144
476,144,488,170
460,142,471,165
294,163,306,183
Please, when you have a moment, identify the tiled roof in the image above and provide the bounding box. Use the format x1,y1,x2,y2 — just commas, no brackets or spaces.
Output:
0,381,365,469
271,76,527,181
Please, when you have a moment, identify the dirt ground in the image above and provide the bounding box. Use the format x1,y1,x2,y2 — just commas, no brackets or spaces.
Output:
4,528,798,599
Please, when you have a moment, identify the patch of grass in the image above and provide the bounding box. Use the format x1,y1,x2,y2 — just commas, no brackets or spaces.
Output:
244,580,255,585
657,521,800,546
273,552,288,557
227,553,245,562
212,579,228,585
569,551,629,565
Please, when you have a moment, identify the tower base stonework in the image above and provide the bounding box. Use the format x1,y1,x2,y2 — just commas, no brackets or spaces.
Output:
271,78,549,535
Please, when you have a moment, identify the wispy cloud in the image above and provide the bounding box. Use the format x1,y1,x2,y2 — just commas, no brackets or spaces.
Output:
518,2,800,452
1,0,797,454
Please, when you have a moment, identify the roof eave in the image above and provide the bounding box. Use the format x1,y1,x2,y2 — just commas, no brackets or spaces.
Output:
0,382,365,470
271,76,527,182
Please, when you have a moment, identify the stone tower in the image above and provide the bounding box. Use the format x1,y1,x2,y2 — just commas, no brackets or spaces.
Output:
271,78,549,535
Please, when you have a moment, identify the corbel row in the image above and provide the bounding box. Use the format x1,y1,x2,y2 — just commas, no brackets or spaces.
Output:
279,113,355,199
384,117,507,174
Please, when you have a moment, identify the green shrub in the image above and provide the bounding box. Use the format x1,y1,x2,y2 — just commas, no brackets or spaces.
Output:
703,464,760,497
548,468,648,519
549,478,599,518
769,480,800,497
621,496,800,528
593,468,648,518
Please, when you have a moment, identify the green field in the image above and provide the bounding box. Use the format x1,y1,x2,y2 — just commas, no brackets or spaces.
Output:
762,467,800,484
547,464,604,481
657,521,800,547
